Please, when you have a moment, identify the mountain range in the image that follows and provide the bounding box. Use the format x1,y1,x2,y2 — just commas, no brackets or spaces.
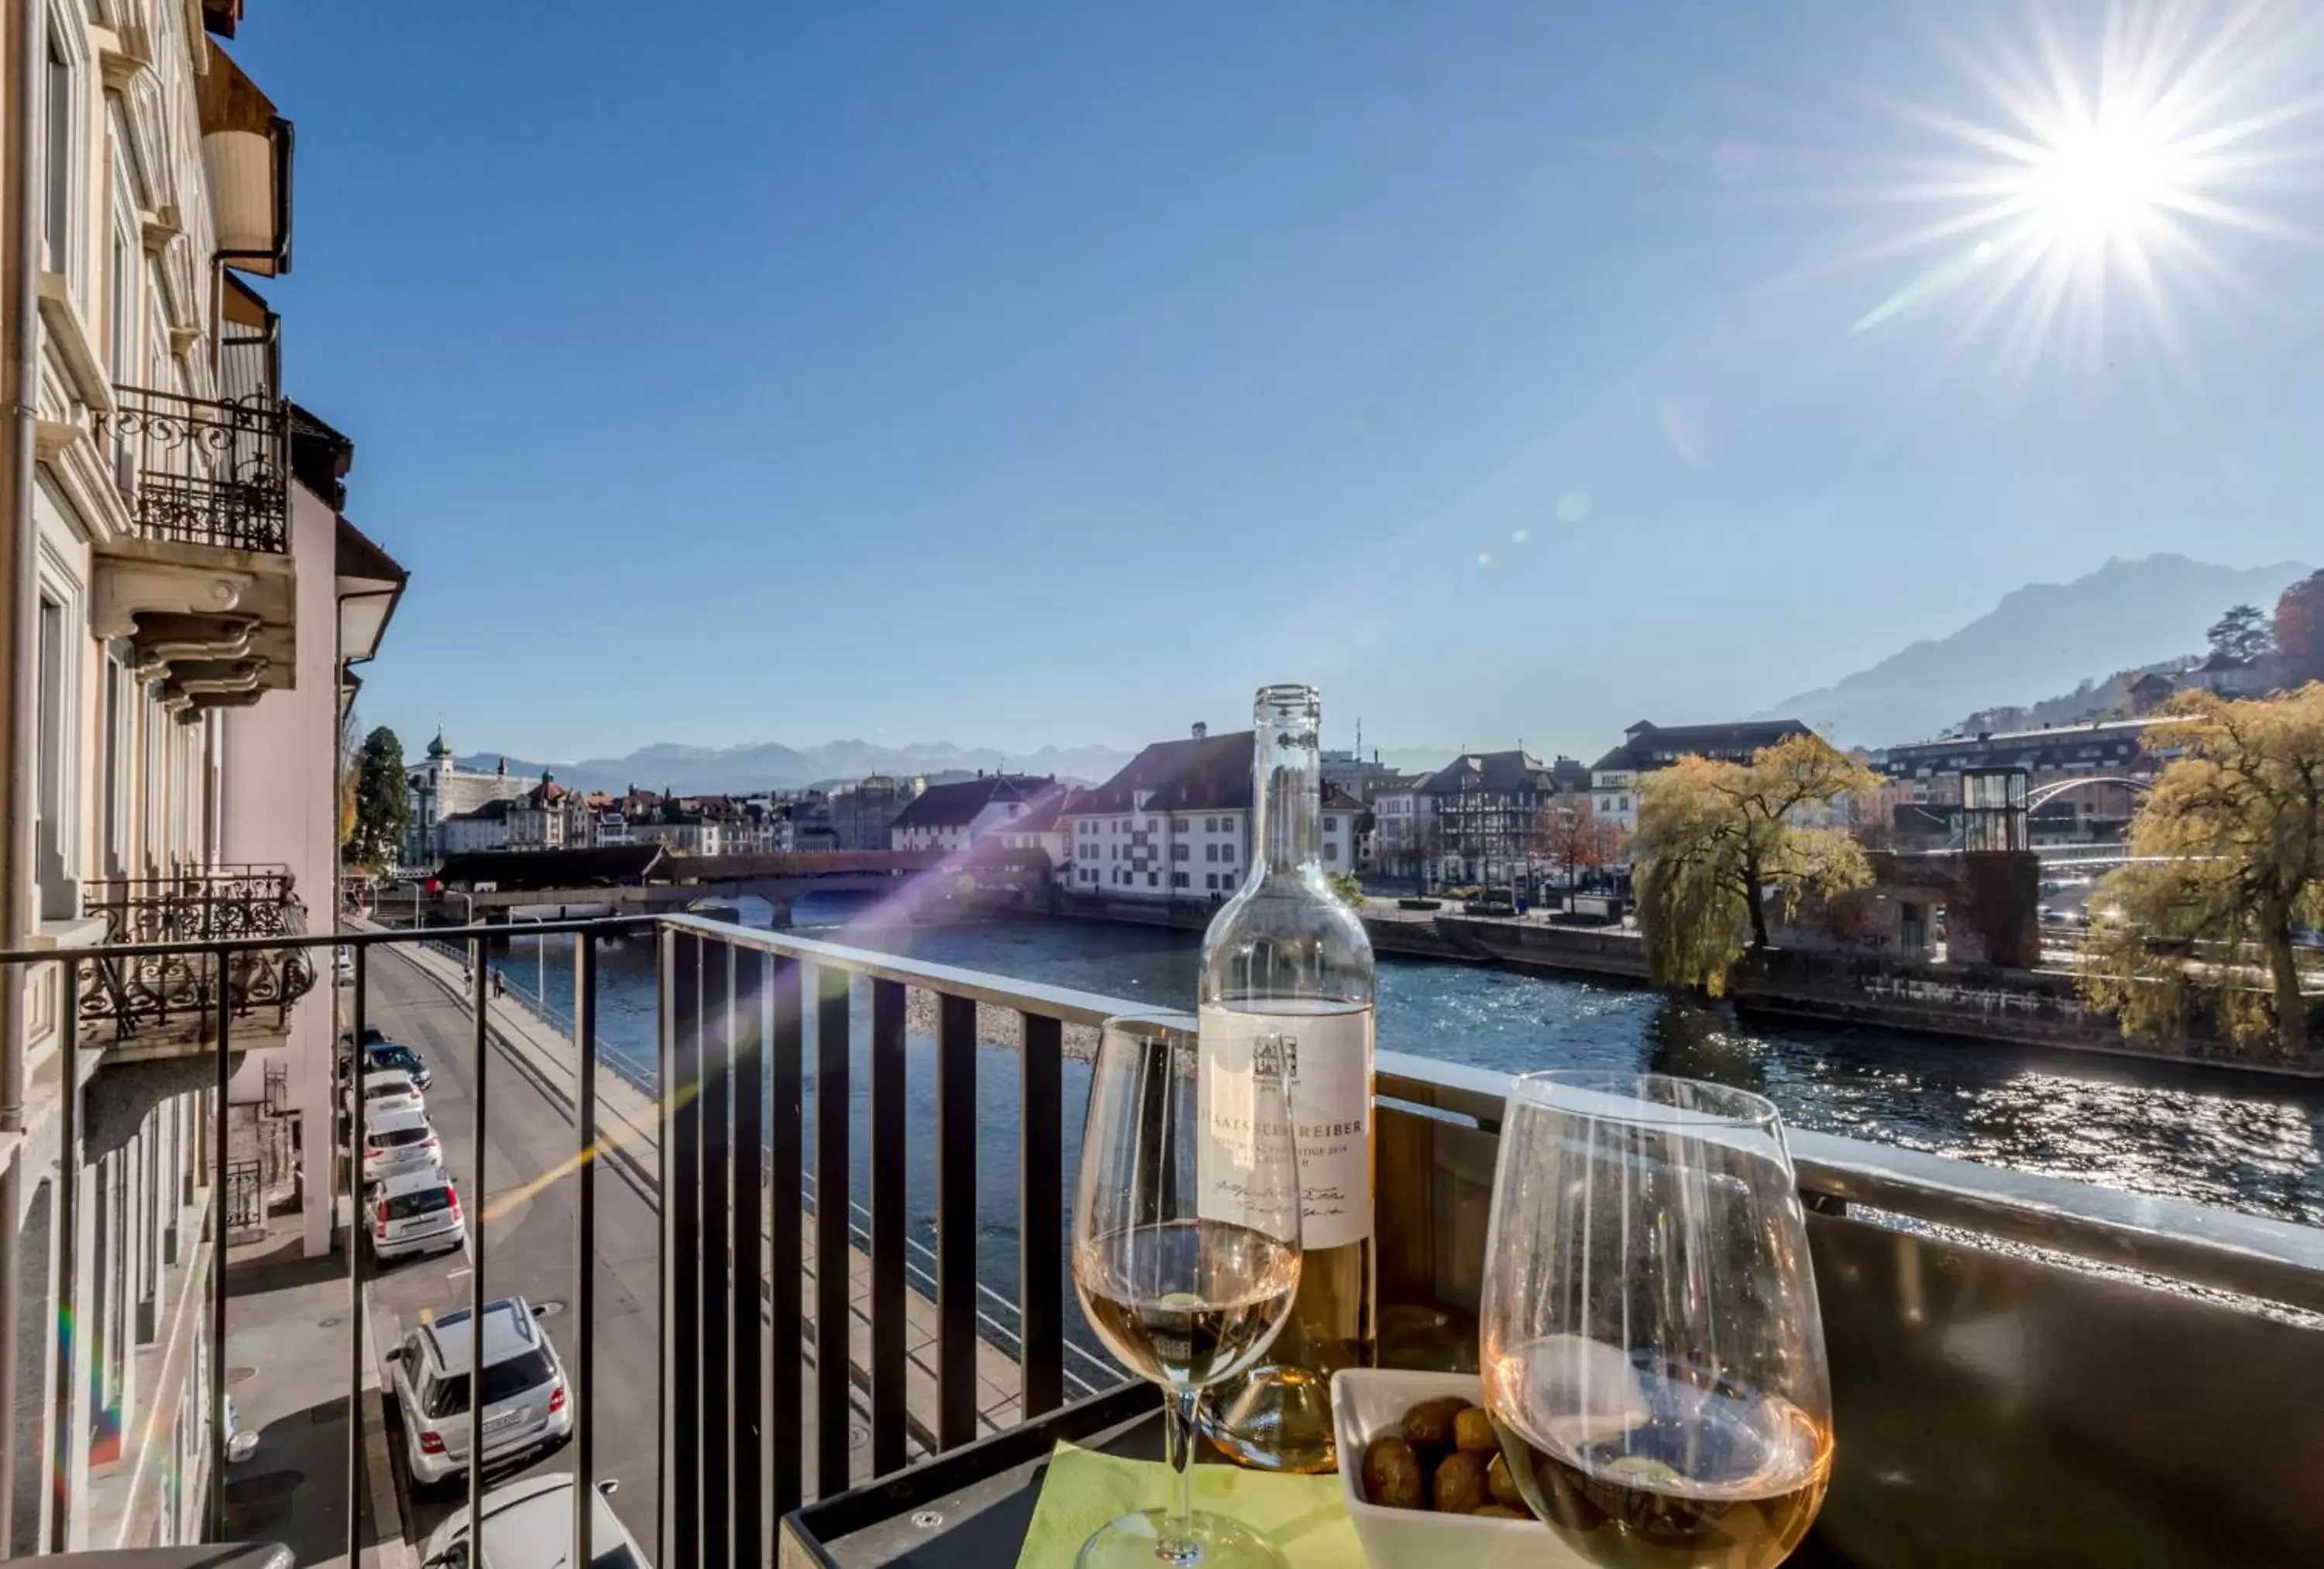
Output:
448,739,1141,795
439,554,2312,793
1753,554,2312,747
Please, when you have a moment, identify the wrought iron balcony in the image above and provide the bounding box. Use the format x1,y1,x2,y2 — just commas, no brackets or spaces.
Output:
0,917,2318,1564
95,384,292,554
77,864,316,1039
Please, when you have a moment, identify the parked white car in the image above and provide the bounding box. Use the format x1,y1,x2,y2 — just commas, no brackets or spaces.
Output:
419,1472,649,1569
349,1067,426,1121
363,1106,443,1182
386,1296,574,1489
367,1165,466,1262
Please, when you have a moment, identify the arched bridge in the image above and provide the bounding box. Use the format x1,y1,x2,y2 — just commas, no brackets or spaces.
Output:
412,846,1052,926
2025,775,2154,810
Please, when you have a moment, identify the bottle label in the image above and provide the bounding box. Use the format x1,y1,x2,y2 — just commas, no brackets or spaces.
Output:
1197,1004,1373,1251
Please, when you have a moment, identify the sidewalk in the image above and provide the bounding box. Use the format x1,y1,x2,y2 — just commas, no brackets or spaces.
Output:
221,1224,409,1569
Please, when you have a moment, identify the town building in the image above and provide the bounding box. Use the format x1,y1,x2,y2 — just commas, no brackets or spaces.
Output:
789,790,837,851
1319,748,1401,803
2127,671,2179,713
402,731,527,865
888,774,1049,853
1418,750,1565,885
1370,773,1434,881
507,771,589,851
1589,719,1814,835
2181,651,2268,699
1880,717,2174,844
830,774,923,851
438,797,515,853
1057,726,1356,898
989,788,1078,869
0,6,407,1550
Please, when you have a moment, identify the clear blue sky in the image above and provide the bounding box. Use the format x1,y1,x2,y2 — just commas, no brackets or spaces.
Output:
233,2,2324,764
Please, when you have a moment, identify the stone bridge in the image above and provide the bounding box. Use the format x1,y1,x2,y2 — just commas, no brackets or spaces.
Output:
420,847,1050,927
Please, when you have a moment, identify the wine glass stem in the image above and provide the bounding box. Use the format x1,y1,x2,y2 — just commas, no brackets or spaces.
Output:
1158,1387,1202,1565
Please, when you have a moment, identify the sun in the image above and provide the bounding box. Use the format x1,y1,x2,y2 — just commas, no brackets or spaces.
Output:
2025,112,2178,251
1844,2,2324,371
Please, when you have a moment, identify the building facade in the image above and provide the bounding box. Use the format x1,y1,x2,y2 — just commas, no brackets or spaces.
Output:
1057,726,1356,898
1415,750,1565,884
887,774,1047,853
506,771,587,851
829,774,922,852
401,732,526,865
1880,717,2171,845
438,796,514,854
1589,719,1813,836
1,5,406,1551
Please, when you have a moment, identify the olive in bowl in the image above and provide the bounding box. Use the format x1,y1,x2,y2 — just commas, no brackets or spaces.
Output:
1329,1369,1587,1569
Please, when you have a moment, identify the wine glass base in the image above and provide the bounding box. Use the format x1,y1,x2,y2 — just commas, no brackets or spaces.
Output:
1075,1508,1286,1569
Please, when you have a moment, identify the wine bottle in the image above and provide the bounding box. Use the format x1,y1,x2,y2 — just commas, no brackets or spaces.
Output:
1197,682,1377,1473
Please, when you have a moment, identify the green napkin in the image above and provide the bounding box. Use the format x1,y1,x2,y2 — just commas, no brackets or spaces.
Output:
1017,1442,1363,1569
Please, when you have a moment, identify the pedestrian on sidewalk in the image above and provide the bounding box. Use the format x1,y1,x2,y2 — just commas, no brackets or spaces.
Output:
492,969,507,1001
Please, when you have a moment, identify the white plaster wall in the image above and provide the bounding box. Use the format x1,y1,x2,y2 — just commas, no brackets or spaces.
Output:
218,483,340,1258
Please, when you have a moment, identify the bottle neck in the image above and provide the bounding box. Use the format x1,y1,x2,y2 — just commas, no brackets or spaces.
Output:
1253,699,1321,877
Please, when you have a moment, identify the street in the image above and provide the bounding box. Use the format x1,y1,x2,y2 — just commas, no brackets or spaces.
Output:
358,949,665,1550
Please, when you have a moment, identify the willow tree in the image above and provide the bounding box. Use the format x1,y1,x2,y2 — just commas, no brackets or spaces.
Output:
2081,685,2324,1063
1634,734,1882,994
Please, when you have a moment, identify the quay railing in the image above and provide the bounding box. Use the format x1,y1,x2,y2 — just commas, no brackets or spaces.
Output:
94,384,292,554
1,915,2321,1567
77,864,315,1039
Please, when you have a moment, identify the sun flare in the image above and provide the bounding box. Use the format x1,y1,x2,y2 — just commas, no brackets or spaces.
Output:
1847,2,2324,373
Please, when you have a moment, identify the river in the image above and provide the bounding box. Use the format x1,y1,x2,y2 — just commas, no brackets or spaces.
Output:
488,893,2324,1231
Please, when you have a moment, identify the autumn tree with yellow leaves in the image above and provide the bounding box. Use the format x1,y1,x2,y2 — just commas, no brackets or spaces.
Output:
2081,685,2324,1063
1634,734,1883,994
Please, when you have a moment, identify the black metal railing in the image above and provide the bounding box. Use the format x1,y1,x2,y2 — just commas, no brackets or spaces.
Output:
95,385,291,554
77,866,315,1038
2,917,2322,1566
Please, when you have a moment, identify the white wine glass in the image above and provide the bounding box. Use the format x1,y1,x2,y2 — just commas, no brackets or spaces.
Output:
1480,1073,1833,1569
1073,1012,1304,1569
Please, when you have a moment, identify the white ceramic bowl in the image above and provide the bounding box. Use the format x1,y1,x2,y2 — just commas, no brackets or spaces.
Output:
1331,1368,1590,1569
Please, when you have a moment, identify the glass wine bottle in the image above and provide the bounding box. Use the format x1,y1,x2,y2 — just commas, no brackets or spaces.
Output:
1197,682,1377,1474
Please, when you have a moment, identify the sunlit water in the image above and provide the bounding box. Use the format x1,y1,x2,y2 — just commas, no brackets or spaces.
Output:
486,894,2323,1330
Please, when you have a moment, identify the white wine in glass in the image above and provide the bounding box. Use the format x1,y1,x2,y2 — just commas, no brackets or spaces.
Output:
1480,1073,1833,1569
1073,1013,1305,1569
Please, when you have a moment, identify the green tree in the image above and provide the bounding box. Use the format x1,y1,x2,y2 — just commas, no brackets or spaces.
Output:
1326,871,1367,909
1634,735,1882,994
2080,685,2324,1063
2206,603,2275,663
348,726,413,869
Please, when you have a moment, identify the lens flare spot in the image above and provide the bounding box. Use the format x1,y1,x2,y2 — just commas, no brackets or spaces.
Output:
1511,529,1528,544
1555,492,1590,524
1476,551,1493,567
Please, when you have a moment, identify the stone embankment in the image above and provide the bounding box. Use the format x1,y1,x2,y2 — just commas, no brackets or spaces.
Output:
961,891,2324,1076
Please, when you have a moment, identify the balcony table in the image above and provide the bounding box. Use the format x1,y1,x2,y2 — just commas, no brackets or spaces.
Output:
782,1385,1862,1569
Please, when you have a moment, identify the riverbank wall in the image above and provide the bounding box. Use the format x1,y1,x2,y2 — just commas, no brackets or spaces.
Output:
962,890,2324,1076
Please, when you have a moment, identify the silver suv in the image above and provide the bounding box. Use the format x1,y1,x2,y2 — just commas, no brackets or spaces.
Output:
387,1296,573,1488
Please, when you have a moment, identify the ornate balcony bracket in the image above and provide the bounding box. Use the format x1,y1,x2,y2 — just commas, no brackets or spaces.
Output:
160,658,270,715
129,612,258,681
93,556,256,639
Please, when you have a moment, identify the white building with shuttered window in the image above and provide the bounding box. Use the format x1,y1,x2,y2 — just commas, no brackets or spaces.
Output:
1058,726,1357,899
